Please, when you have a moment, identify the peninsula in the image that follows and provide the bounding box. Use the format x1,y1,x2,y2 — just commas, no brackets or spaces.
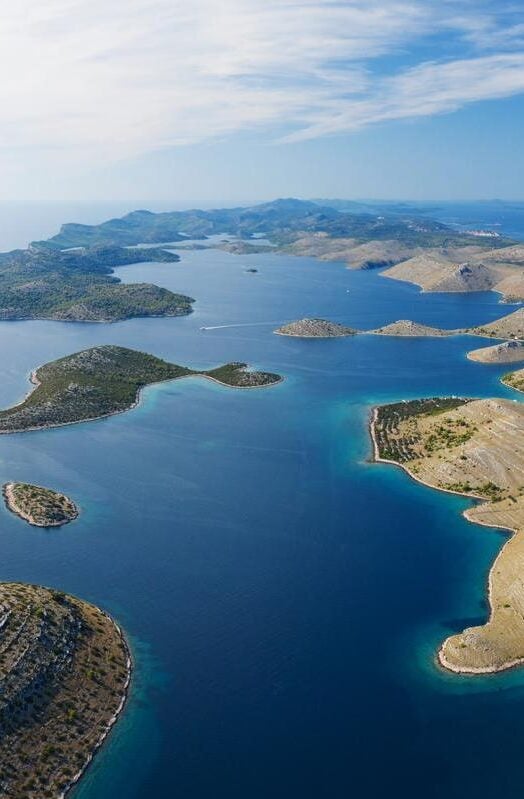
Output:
0,345,282,434
381,244,524,302
468,307,524,340
501,367,524,393
371,396,524,673
467,340,524,364
3,482,78,527
275,318,356,337
0,582,130,798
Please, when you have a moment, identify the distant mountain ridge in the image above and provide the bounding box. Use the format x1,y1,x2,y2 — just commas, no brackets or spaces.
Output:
33,197,499,251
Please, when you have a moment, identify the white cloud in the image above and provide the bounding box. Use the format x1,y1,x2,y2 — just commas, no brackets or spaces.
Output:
0,0,522,168
284,53,524,141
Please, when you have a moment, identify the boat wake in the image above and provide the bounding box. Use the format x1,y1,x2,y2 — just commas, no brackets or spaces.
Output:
200,321,284,331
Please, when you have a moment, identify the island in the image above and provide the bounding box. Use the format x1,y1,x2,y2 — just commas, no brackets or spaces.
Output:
3,482,78,527
0,345,282,434
467,339,524,363
0,582,130,798
0,244,193,322
273,309,524,344
371,396,524,673
275,318,356,337
370,320,456,337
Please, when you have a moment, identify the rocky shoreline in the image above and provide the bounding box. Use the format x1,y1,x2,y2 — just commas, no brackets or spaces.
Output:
0,584,131,797
370,398,524,674
3,482,79,527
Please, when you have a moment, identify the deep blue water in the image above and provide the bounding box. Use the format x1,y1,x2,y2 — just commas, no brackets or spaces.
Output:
0,202,522,797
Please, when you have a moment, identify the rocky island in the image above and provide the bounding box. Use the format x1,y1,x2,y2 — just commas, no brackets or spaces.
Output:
372,396,524,673
370,319,456,337
275,318,357,337
3,482,78,527
0,346,281,434
0,582,130,798
273,309,524,343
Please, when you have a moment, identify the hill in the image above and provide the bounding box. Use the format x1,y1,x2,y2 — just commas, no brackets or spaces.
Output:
382,244,524,301
468,308,524,340
370,319,456,337
0,245,192,322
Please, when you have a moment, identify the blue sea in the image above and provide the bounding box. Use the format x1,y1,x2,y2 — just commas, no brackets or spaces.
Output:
0,201,523,797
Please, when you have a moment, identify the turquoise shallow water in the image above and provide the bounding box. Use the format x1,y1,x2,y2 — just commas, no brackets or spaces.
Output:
0,204,523,796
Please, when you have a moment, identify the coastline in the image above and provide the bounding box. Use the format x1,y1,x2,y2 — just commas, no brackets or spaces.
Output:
369,405,522,675
2,481,79,527
0,370,284,438
60,611,133,799
274,330,355,338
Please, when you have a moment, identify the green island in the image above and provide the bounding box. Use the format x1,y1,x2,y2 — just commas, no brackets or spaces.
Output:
3,482,78,527
0,345,282,434
0,245,193,322
371,395,524,673
0,582,130,798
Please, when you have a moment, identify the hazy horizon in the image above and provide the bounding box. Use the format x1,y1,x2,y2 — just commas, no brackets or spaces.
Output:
2,1,524,204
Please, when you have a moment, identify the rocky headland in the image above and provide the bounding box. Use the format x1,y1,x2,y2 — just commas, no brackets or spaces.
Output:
467,339,524,364
372,396,524,673
0,583,130,798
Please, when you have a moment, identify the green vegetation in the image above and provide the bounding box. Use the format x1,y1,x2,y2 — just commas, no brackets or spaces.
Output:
374,398,471,462
0,345,282,433
424,418,476,453
4,483,78,527
443,482,474,494
502,369,524,392
35,199,509,251
0,245,193,322
0,582,129,799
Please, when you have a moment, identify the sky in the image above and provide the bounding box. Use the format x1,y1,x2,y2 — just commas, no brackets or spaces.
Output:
1,0,524,204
